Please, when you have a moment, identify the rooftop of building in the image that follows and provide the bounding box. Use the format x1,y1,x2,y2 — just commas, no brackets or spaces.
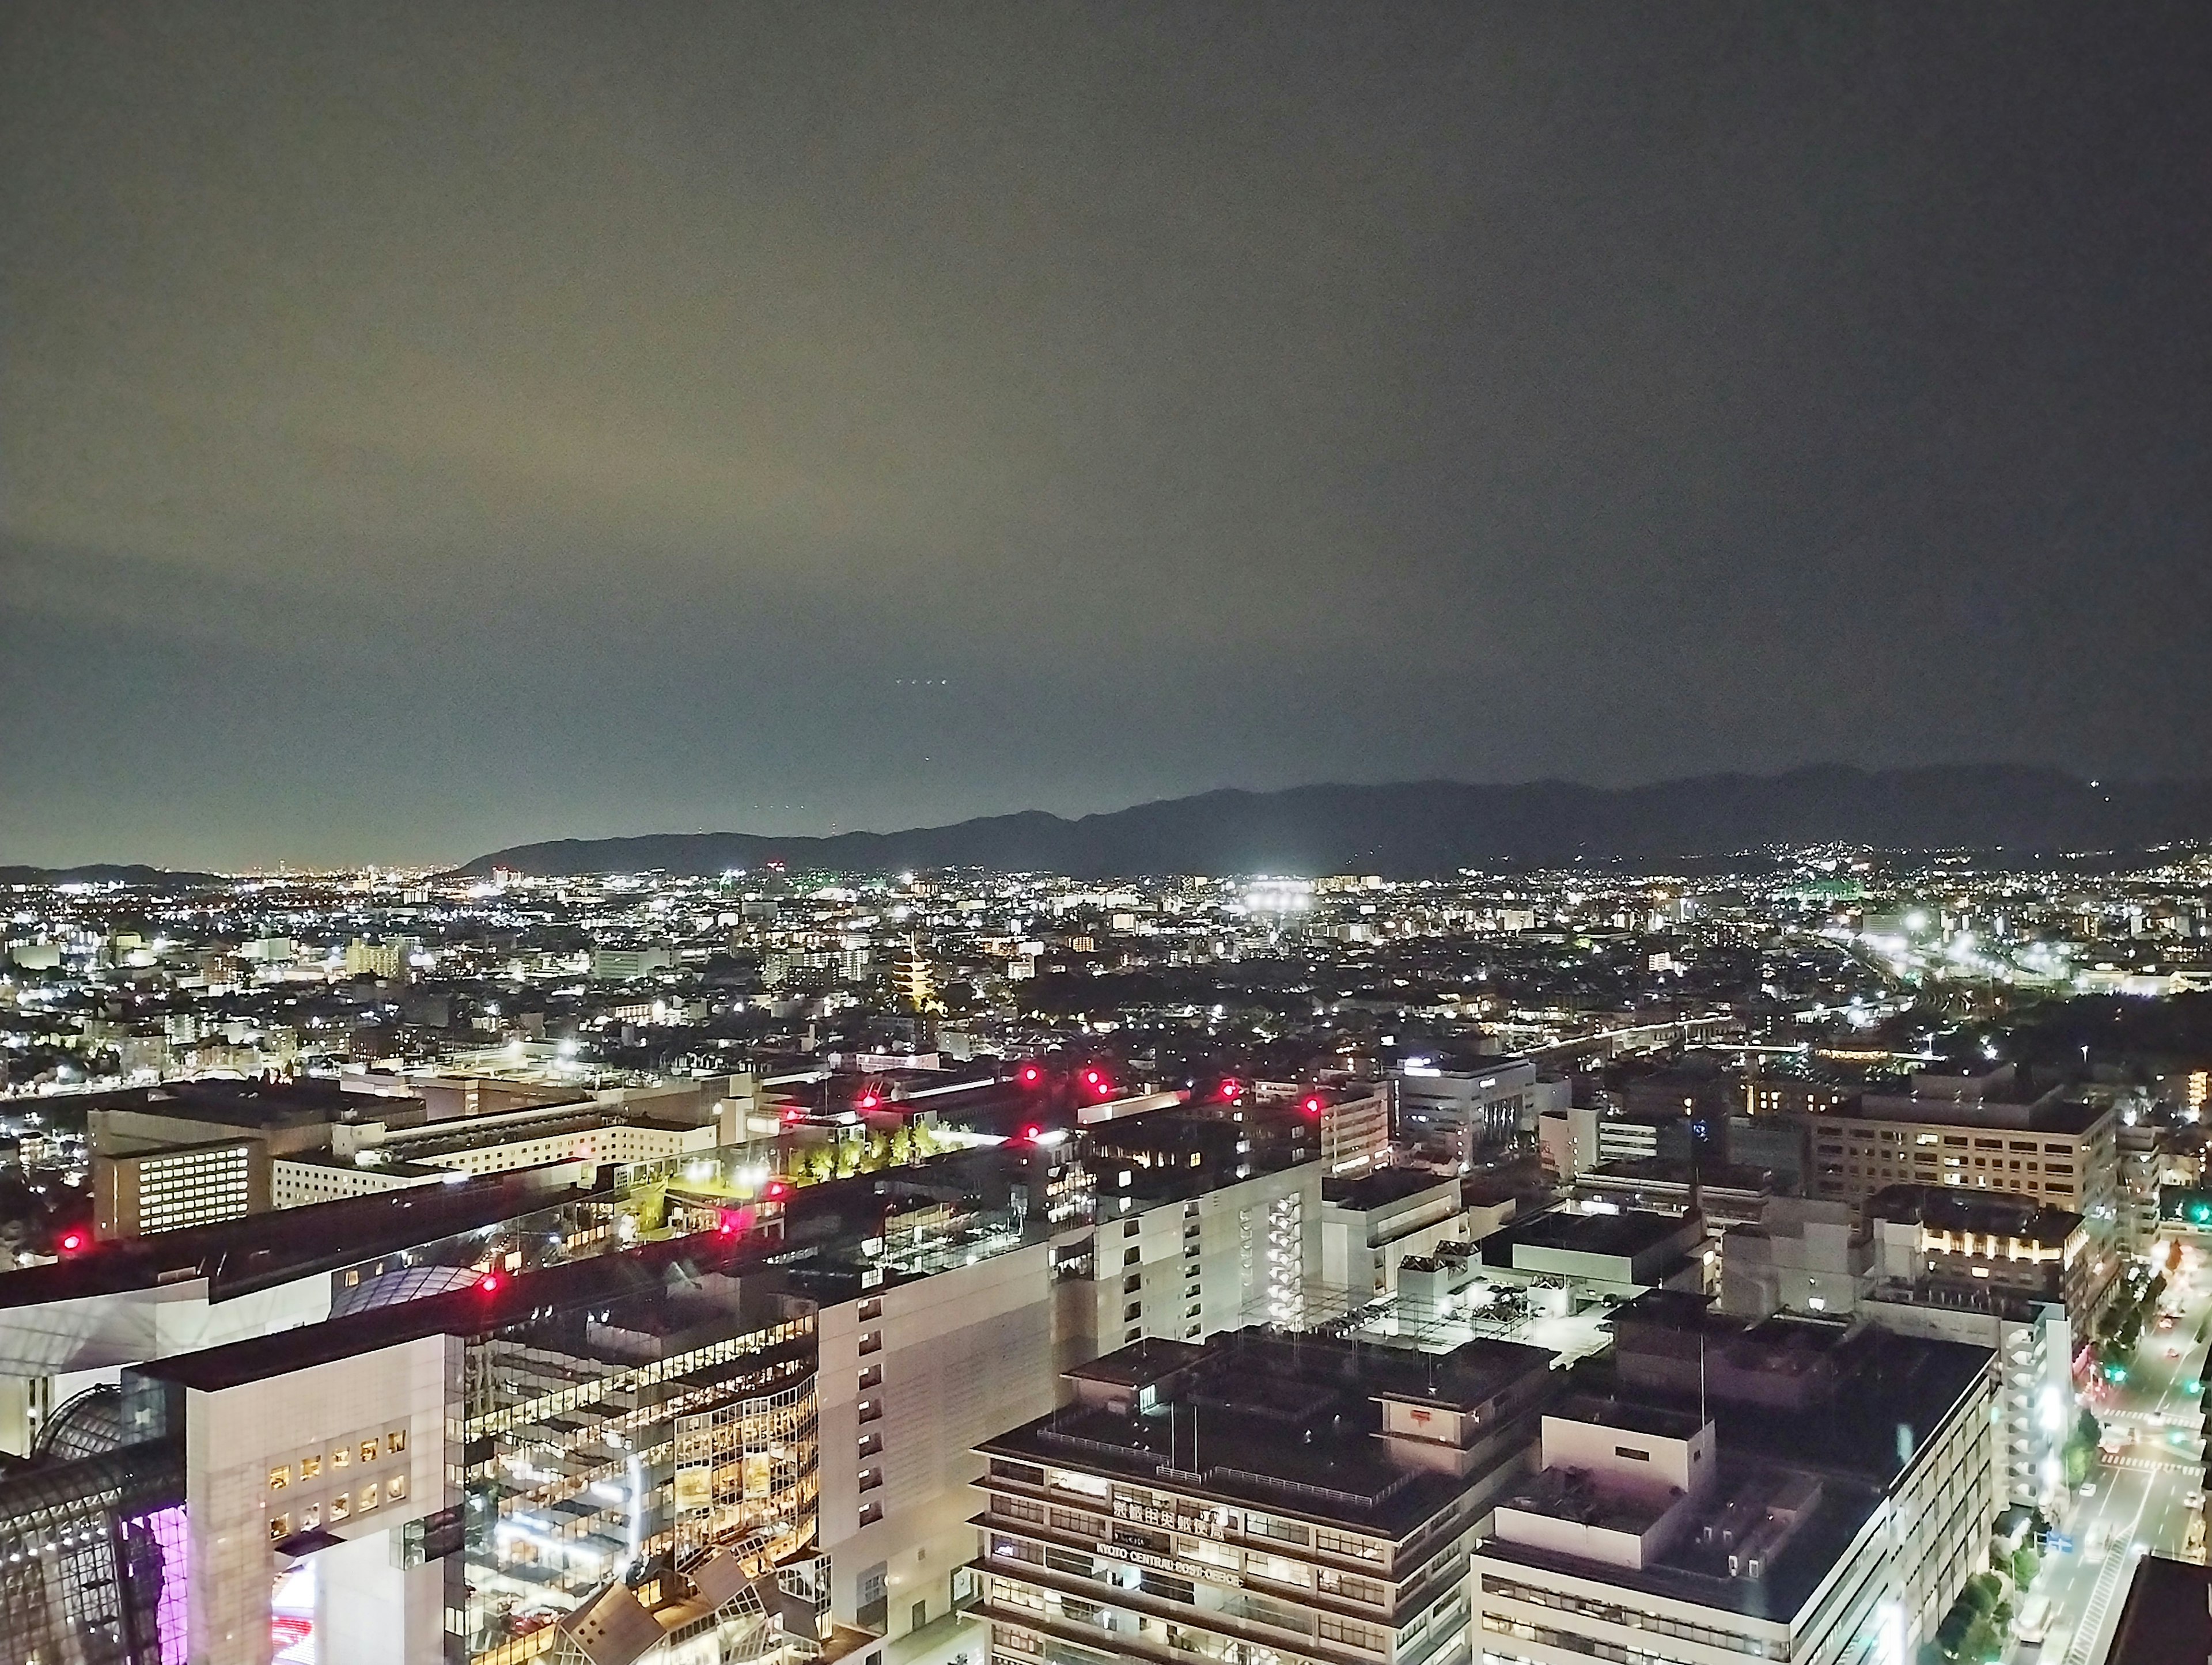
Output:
1483,1452,1884,1624
1322,1167,1459,1212
1583,1156,1776,1193
83,1076,425,1132
1595,1293,1997,1489
1546,1392,1709,1443
2105,1554,2212,1665
1838,1093,2108,1136
0,1172,601,1307
1483,1204,1699,1260
983,1328,1556,1539
1863,1183,2084,1246
137,1227,810,1393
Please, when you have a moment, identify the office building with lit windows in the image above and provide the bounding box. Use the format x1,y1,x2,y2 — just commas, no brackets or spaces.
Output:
1796,1069,2116,1251
972,1328,1558,1665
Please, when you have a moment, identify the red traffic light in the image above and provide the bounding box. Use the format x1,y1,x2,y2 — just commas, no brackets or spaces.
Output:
58,1230,85,1253
477,1272,502,1294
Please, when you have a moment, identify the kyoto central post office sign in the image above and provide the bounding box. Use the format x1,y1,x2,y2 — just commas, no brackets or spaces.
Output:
1112,1491,1225,1539
1093,1539,1244,1588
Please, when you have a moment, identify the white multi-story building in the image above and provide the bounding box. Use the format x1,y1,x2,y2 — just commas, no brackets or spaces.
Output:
1599,1291,2001,1651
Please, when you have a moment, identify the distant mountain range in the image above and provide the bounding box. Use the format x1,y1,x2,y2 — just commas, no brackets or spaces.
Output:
0,863,222,887
456,765,2212,879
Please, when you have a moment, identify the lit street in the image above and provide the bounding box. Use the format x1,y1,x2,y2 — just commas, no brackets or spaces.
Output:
2039,1243,2208,1665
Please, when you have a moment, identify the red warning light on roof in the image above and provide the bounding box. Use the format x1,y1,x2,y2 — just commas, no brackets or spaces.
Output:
1022,1124,1043,1141
858,1092,880,1110
477,1272,502,1294
1303,1095,1325,1116
58,1230,85,1253
765,1179,791,1201
1018,1064,1042,1087
1218,1079,1244,1102
781,1107,803,1122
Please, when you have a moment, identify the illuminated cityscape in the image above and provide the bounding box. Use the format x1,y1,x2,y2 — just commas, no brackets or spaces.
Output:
0,845,2210,1663
7,5,2211,1665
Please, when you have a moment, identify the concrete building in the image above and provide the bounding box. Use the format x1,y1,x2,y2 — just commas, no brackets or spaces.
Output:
1798,1071,2117,1273
1475,1206,1707,1300
1717,1198,1867,1319
1306,1082,1391,1175
589,946,675,981
271,1099,727,1205
97,1138,260,1238
972,1328,1559,1665
342,937,406,980
1319,1169,1480,1308
86,1078,427,1241
1596,1291,2001,1649
1476,1400,1896,1665
1575,1158,1775,1227
1396,1060,1563,1160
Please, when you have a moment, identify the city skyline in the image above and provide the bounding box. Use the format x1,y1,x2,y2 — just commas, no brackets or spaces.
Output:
6,3,2212,868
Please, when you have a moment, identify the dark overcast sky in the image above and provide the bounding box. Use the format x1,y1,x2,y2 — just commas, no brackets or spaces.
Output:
4,3,2209,869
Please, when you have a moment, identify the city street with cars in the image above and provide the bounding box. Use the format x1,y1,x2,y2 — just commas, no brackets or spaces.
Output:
2037,1240,2207,1665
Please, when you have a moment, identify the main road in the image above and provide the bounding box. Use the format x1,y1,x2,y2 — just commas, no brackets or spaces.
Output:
2038,1242,2207,1665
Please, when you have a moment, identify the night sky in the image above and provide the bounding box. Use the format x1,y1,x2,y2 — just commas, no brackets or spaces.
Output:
4,3,2209,870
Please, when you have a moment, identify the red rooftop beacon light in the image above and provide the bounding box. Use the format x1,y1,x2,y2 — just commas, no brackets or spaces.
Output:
764,1179,791,1203
58,1229,87,1254
476,1272,502,1294
1017,1063,1043,1088
1218,1078,1244,1103
1302,1094,1326,1117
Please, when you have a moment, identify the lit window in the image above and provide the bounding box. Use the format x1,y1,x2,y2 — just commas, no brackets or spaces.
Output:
269,1466,289,1491
301,1457,321,1481
359,1482,379,1510
269,1515,290,1542
387,1472,407,1501
387,1429,407,1454
361,1440,378,1465
329,1492,350,1520
331,1446,349,1469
